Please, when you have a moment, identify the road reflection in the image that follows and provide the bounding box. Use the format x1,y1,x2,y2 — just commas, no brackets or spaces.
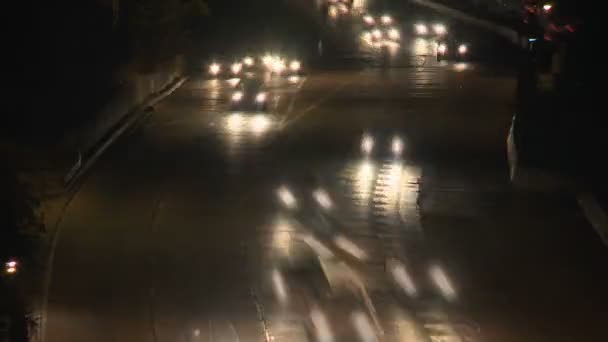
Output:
412,37,432,56
222,113,276,159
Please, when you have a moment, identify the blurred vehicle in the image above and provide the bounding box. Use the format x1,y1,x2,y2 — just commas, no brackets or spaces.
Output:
361,134,404,157
364,27,400,48
230,78,269,112
288,60,303,76
415,22,448,36
436,39,470,62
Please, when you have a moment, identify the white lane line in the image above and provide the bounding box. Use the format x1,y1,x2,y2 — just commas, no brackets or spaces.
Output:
282,74,358,128
280,76,308,127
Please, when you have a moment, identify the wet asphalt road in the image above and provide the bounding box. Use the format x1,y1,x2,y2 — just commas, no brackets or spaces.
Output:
44,3,608,342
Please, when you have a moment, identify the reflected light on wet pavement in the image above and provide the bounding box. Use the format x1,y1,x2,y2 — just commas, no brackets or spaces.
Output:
221,113,276,159
453,62,470,72
392,309,425,341
313,188,333,210
277,186,297,209
376,162,403,210
272,269,289,304
226,113,245,133
288,75,300,84
354,161,375,201
227,78,241,87
429,264,457,301
388,259,418,297
310,307,335,342
251,114,271,135
272,220,292,256
412,38,431,56
334,234,368,260
351,311,379,342
303,234,335,259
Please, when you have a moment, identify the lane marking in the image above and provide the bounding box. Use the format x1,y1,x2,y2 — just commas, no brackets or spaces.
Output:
282,77,355,128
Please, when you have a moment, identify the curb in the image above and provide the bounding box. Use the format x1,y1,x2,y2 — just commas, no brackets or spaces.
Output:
63,76,187,188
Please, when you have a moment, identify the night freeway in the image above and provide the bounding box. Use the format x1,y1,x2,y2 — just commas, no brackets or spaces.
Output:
2,0,605,341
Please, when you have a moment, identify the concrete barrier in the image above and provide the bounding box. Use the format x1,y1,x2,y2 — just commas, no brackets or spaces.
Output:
73,56,184,155
62,55,185,185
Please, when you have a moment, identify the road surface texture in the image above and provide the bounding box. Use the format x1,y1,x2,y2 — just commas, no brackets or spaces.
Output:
44,3,608,342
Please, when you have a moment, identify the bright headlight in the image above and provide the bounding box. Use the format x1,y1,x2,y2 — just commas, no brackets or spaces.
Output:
392,137,404,155
290,60,301,72
372,29,382,39
361,135,374,154
458,44,468,54
256,92,267,103
381,15,392,25
231,63,242,74
232,91,244,102
388,28,400,40
243,57,254,66
262,54,274,66
209,63,221,75
363,15,375,25
438,43,447,54
272,60,286,73
415,23,428,35
433,24,447,35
